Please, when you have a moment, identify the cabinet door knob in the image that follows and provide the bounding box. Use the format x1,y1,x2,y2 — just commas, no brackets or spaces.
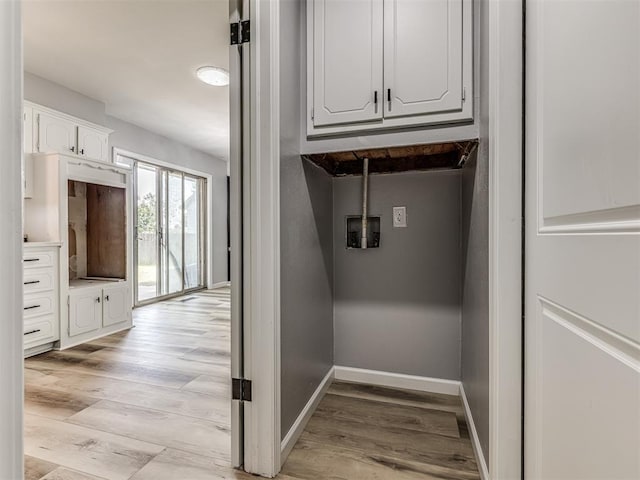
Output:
387,88,391,103
71,146,75,152
96,297,101,303
105,295,110,301
374,90,378,105
80,149,85,155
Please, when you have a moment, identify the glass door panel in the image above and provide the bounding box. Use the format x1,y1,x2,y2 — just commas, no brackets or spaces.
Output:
133,160,207,305
184,176,201,290
166,171,184,294
135,164,160,302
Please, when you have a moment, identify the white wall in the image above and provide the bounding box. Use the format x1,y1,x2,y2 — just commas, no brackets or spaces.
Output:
23,72,229,285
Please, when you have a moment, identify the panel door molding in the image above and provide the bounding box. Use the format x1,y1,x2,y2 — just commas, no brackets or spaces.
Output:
68,289,102,336
37,112,77,155
102,284,130,327
78,125,109,162
383,0,464,118
312,0,383,126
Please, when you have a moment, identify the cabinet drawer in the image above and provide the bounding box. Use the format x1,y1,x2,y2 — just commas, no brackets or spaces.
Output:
23,268,55,293
23,291,55,319
24,315,57,348
23,250,55,269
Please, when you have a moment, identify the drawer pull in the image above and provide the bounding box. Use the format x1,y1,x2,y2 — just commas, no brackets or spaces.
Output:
24,280,41,285
24,305,41,310
24,329,41,336
24,258,40,262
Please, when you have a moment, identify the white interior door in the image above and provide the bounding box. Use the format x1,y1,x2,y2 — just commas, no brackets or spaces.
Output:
383,0,463,118
312,0,383,126
526,1,640,478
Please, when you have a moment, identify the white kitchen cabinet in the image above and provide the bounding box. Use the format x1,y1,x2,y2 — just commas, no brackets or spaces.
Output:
68,283,131,336
102,284,131,327
69,287,103,337
307,0,473,136
383,0,464,118
312,0,383,126
78,125,109,162
26,102,112,162
23,244,61,356
37,112,77,155
24,105,34,154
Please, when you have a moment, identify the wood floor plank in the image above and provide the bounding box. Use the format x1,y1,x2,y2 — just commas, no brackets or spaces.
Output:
300,414,478,473
67,399,230,460
24,454,58,480
316,393,460,438
25,384,100,421
182,374,231,396
328,381,464,415
281,438,480,480
24,413,164,480
26,351,199,389
130,448,253,480
27,370,229,423
40,467,108,480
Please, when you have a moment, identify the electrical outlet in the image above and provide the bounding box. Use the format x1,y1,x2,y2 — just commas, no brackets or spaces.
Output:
393,206,407,228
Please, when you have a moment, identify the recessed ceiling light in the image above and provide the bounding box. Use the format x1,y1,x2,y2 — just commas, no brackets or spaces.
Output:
196,66,229,86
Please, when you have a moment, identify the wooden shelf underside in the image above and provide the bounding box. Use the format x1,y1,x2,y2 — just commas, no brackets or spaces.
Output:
303,139,479,177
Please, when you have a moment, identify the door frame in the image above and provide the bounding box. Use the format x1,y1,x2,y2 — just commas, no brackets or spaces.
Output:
115,147,213,305
233,0,281,475
487,0,524,478
0,0,24,478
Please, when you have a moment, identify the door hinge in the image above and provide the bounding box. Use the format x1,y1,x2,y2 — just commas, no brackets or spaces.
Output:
230,20,250,45
232,378,252,401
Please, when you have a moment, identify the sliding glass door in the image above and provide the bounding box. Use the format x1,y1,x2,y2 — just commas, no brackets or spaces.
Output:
133,160,206,305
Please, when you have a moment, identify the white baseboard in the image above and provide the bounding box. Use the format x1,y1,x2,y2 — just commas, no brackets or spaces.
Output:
280,366,335,464
210,281,231,289
333,366,461,396
460,383,490,480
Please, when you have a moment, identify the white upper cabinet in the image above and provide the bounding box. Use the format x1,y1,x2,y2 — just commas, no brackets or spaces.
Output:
38,112,77,155
307,0,472,136
383,0,463,118
27,102,112,162
78,125,109,162
312,0,383,126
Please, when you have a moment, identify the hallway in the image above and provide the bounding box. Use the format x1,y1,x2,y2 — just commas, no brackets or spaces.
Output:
23,288,239,480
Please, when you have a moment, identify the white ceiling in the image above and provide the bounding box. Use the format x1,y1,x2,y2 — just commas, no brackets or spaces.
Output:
23,0,230,161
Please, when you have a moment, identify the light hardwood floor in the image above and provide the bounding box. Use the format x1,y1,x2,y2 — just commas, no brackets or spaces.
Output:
25,287,480,480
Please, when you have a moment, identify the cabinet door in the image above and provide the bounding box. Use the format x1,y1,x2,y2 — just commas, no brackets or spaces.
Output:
37,112,77,155
69,289,102,336
383,0,464,118
78,125,109,162
312,0,383,126
102,284,131,327
24,106,34,154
